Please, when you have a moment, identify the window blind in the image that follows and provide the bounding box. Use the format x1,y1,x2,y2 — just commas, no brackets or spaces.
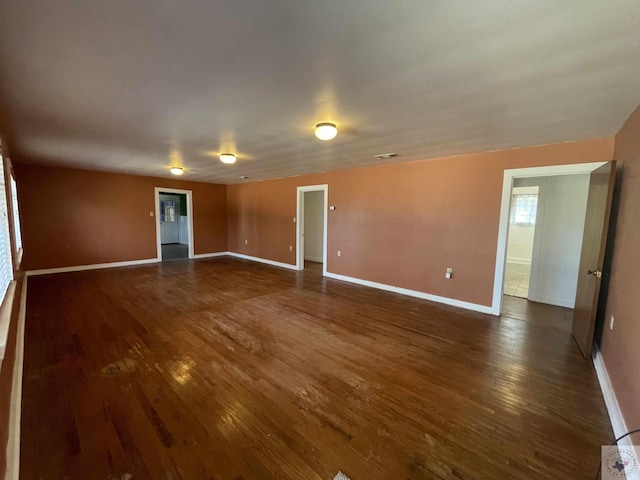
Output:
10,174,22,252
0,156,14,301
509,193,538,226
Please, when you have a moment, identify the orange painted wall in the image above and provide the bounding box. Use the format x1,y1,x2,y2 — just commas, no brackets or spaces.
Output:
601,105,640,435
13,164,228,271
227,137,614,307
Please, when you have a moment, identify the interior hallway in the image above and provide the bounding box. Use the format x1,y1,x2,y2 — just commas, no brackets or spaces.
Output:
21,258,611,479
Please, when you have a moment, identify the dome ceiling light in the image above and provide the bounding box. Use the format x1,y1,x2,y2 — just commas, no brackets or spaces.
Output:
315,122,338,141
220,153,237,164
170,166,184,175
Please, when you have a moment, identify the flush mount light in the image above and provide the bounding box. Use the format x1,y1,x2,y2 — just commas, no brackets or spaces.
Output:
170,166,184,175
220,153,237,164
315,122,338,141
374,152,398,159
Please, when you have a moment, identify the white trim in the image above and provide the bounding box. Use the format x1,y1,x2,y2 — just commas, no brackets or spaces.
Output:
227,252,297,271
492,161,608,315
155,187,194,261
593,346,640,480
324,271,493,314
191,252,229,259
26,258,159,276
6,277,26,480
296,184,328,276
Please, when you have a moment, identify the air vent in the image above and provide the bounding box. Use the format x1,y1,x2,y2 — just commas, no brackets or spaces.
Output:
374,152,397,160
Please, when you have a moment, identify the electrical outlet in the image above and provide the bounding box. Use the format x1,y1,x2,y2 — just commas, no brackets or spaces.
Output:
149,212,154,217
337,250,341,257
610,315,615,331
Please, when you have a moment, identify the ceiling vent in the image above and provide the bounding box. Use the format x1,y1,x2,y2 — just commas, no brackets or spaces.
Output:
374,152,397,160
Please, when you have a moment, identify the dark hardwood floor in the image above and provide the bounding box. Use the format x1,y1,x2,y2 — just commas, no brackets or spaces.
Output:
21,257,612,479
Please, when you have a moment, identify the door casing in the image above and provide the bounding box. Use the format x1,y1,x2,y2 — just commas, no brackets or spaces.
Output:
296,184,328,274
154,187,194,260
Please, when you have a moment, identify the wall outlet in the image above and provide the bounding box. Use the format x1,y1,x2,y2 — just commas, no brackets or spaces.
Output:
149,212,154,217
337,250,341,257
245,239,248,245
289,245,293,251
609,315,615,331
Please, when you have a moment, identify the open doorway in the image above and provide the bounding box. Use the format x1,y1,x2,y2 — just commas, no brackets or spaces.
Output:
494,161,615,356
494,162,608,313
154,187,194,261
504,186,538,299
296,184,328,274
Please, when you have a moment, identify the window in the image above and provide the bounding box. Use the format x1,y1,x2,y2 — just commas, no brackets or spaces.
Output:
10,174,22,254
161,200,176,223
0,155,14,301
510,193,538,226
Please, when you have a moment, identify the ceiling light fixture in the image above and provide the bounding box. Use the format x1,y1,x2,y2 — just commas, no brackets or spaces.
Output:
170,166,184,175
374,152,398,159
315,122,338,141
220,153,237,164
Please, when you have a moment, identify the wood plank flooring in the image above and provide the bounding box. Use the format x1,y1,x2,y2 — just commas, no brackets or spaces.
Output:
21,257,612,479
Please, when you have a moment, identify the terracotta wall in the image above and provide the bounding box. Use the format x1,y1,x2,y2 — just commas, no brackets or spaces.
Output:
227,137,614,307
601,105,640,435
13,164,228,271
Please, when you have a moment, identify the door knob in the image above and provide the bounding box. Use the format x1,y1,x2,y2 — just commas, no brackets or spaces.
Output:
587,269,602,278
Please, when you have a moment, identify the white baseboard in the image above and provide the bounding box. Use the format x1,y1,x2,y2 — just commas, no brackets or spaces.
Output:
222,254,493,315
226,252,298,271
593,346,640,480
192,251,229,259
6,277,27,480
528,294,575,309
26,258,159,276
323,271,494,315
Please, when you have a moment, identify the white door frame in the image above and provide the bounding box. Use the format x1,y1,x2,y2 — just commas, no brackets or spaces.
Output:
296,184,328,275
492,161,608,315
155,187,194,261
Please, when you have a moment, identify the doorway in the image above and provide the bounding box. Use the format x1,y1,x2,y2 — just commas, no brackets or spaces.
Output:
296,185,328,274
494,161,615,357
154,187,194,261
493,162,609,314
504,186,538,299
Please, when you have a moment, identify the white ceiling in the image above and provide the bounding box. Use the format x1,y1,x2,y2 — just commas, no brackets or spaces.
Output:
0,1,639,184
